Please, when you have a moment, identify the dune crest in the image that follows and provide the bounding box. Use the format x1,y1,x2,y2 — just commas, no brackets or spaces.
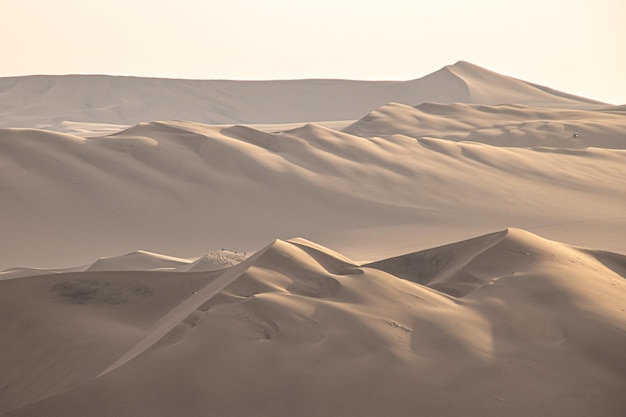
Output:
0,61,607,130
175,250,246,272
1,230,625,416
1,113,625,271
445,61,605,106
2,59,625,416
344,101,626,148
365,227,619,297
86,250,191,272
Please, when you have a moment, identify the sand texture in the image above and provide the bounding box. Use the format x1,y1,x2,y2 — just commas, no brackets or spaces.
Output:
1,62,625,416
0,61,607,130
1,230,625,416
1,112,624,269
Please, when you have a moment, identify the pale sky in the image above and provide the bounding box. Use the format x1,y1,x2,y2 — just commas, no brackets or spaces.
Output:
2,0,624,104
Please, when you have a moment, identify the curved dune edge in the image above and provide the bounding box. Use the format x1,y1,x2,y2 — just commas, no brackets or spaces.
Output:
2,110,625,271
1,60,625,416
1,229,625,416
0,61,607,130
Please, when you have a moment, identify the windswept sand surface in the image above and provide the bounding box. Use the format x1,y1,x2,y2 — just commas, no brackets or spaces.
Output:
1,62,625,415
1,109,625,269
0,61,606,129
1,229,625,416
345,101,626,148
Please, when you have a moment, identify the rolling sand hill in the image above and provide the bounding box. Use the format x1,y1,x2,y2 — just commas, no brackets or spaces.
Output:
1,62,625,416
1,230,625,416
1,115,624,270
0,61,607,129
85,251,191,272
344,101,626,148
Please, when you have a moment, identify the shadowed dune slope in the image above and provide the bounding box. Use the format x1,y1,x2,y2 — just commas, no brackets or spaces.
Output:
1,230,625,417
366,227,626,296
443,61,606,107
86,251,191,272
0,269,221,413
175,250,246,272
1,118,625,270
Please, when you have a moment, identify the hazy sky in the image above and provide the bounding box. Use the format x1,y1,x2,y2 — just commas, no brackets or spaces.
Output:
2,0,624,104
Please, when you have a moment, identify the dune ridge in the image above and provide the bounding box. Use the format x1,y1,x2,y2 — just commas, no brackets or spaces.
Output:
1,229,625,416
445,61,605,107
1,114,625,270
175,250,246,272
0,61,608,130
2,59,625,417
86,250,191,272
344,101,626,148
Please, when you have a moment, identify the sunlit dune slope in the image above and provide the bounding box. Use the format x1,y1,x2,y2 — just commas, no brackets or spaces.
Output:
344,101,626,148
1,119,625,270
1,230,625,417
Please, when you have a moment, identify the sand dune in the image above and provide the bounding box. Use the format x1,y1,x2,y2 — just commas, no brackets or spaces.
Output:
0,62,607,129
367,227,626,296
0,269,222,413
344,101,626,148
1,230,624,416
0,266,85,281
42,120,130,137
175,250,246,272
85,250,191,272
0,250,245,279
1,115,625,270
2,62,625,415
440,61,606,107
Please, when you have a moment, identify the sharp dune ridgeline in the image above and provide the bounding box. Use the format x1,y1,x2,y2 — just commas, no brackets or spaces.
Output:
0,62,625,416
1,115,624,269
0,61,609,129
1,230,625,416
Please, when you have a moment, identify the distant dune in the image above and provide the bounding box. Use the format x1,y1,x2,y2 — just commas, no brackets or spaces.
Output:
1,107,625,270
1,230,625,416
85,250,191,272
344,101,626,148
0,61,607,129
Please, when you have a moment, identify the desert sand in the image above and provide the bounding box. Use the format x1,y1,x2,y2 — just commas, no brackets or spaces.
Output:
0,62,625,416
1,230,625,416
1,108,624,270
0,61,606,130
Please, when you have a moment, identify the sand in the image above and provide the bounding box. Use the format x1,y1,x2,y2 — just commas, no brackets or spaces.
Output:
0,61,625,416
0,61,607,130
1,230,625,416
1,114,624,270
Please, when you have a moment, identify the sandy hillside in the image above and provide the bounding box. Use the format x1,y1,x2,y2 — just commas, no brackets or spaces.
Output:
1,113,624,270
1,229,625,416
0,61,607,129
1,61,625,417
344,101,626,148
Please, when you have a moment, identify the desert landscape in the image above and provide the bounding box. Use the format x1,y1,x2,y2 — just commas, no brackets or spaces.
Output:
1,61,625,416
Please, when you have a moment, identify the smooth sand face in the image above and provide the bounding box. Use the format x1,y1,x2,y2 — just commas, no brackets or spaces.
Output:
344,101,626,148
1,62,622,270
1,108,625,270
1,62,625,416
0,61,606,130
1,230,625,416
